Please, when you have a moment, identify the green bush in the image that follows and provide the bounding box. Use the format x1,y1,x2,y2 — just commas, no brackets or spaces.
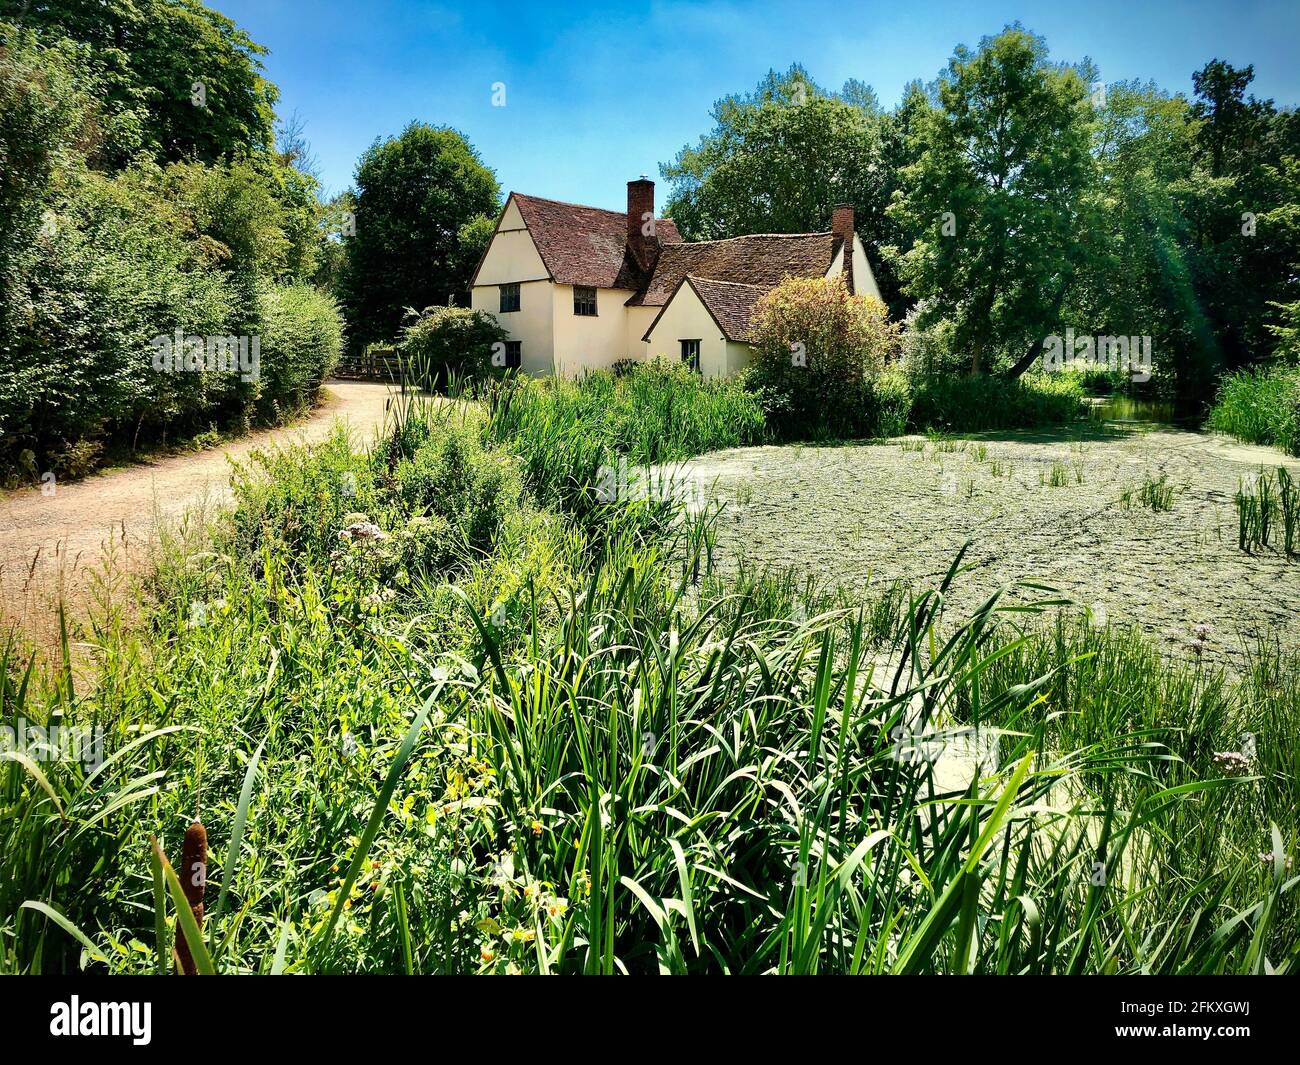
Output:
390,414,523,557
254,282,344,421
1208,366,1300,456
0,23,342,479
746,275,901,440
398,305,508,389
907,372,1085,432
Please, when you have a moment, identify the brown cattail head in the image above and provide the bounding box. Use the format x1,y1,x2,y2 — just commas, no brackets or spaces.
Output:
175,819,207,975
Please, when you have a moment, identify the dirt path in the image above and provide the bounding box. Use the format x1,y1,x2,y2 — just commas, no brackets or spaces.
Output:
677,422,1300,673
1,380,399,644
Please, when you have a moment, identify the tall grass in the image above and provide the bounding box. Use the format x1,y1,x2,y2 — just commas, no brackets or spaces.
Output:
1236,466,1299,556
1120,472,1179,511
486,362,766,468
1209,366,1300,456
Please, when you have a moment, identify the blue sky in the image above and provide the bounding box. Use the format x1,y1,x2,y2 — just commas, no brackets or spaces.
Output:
220,0,1300,209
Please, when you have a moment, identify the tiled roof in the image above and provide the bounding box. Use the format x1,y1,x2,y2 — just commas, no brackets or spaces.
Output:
512,193,682,290
679,276,767,343
627,233,841,307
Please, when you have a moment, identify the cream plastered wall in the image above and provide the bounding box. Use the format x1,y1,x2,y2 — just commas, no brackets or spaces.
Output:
624,304,659,363
473,200,548,285
551,284,637,377
643,283,732,379
826,235,883,303
471,279,554,375
725,340,755,376
470,199,556,374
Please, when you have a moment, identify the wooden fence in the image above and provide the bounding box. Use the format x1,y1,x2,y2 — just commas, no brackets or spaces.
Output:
333,344,404,382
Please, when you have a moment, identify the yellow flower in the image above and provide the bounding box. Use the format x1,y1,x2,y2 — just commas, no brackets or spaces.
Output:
530,819,543,836
480,946,496,963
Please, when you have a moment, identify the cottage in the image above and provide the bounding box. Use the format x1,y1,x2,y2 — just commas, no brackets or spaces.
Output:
469,179,881,378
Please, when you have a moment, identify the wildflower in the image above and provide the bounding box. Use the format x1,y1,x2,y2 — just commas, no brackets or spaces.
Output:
546,896,569,920
338,519,388,544
1211,750,1252,777
480,946,495,963
530,819,543,836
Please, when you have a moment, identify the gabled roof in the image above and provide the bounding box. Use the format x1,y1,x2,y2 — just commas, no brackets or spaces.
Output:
510,193,682,290
627,232,841,307
641,276,767,344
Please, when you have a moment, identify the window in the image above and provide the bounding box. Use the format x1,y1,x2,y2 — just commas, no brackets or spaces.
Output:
504,340,522,369
680,339,701,373
499,283,520,313
573,286,597,316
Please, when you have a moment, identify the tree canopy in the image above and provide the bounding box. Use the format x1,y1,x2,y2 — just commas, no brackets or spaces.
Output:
337,123,500,352
0,0,278,167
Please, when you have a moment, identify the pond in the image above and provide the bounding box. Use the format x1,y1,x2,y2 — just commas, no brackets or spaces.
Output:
1086,395,1179,423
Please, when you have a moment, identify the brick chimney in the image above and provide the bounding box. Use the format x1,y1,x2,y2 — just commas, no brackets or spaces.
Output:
832,204,855,295
628,177,656,270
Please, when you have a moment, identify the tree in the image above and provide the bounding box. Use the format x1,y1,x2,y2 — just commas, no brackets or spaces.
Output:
1178,61,1299,385
1191,60,1274,179
0,0,278,168
887,27,1096,375
660,65,903,310
312,190,356,296
338,123,499,352
1065,81,1214,401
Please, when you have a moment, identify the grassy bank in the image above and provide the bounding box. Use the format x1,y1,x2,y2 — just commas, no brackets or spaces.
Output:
1208,366,1300,456
2,372,1296,974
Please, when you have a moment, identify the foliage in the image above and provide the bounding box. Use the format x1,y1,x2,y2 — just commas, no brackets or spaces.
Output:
3,399,1297,974
0,0,278,168
907,372,1085,433
0,13,341,477
253,283,344,422
746,275,900,439
898,300,963,378
887,27,1096,377
1208,366,1300,455
661,64,903,310
338,123,500,352
1234,466,1298,556
482,362,766,528
399,306,508,389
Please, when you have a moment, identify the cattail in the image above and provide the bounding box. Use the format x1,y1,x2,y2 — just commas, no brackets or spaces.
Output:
174,819,207,975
